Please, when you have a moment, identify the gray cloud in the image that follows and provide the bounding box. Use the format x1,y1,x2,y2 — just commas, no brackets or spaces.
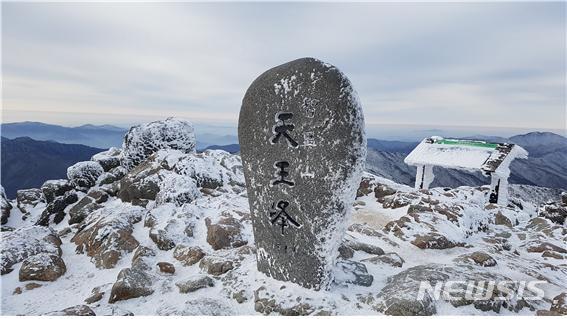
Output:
2,2,565,131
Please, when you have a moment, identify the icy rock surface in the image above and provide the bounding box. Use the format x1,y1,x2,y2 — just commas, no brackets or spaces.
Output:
239,57,367,289
1,185,12,225
1,226,61,274
67,161,104,189
121,118,196,170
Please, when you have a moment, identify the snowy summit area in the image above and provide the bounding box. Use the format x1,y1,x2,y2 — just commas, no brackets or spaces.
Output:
1,118,566,316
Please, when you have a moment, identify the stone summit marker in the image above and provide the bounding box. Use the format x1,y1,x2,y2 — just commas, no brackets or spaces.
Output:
238,57,367,290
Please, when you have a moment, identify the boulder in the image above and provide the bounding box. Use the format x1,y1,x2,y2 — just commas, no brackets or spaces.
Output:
157,262,175,274
1,186,12,225
149,229,175,251
334,260,373,287
1,226,62,274
16,188,43,218
68,197,103,225
118,157,162,206
41,179,73,203
539,203,567,225
19,253,66,281
345,240,384,256
175,276,214,293
362,252,405,268
91,147,122,172
550,293,567,315
411,232,460,250
35,191,78,226
121,118,196,170
495,212,513,227
108,267,154,303
172,150,244,189
67,161,104,190
199,256,234,275
72,205,143,269
85,286,105,304
99,166,127,185
373,264,530,315
155,173,200,206
455,251,497,267
45,305,96,316
173,245,206,266
86,189,109,203
205,217,247,250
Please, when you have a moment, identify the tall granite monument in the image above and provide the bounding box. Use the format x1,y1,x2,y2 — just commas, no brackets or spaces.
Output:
239,57,367,290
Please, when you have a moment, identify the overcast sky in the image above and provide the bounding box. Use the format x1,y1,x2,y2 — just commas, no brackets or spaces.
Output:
2,2,566,132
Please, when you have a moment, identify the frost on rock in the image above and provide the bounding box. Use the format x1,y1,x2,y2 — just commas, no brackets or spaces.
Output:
1,185,12,225
91,147,122,172
145,203,197,250
155,172,201,206
170,150,245,190
71,201,144,269
1,225,61,274
121,118,196,170
67,161,104,189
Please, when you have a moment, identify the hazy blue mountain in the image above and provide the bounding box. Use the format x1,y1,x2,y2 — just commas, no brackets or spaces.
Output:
1,137,103,198
1,122,127,149
1,121,240,150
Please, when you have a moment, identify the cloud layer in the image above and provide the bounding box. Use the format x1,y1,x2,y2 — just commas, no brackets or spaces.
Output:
2,2,565,130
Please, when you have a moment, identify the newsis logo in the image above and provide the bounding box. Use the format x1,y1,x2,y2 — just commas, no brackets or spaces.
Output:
417,280,546,301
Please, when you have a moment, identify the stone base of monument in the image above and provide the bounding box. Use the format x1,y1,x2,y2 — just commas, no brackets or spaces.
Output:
239,57,367,290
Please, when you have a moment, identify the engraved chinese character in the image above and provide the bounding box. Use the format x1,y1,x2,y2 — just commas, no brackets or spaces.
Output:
271,161,295,187
269,200,300,235
303,131,315,146
303,99,317,118
270,112,299,148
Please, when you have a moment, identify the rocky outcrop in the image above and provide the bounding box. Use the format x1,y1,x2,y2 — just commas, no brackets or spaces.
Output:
67,161,104,190
108,267,154,303
334,260,373,287
173,245,206,266
121,118,196,170
176,276,214,293
91,147,122,172
19,253,66,281
118,156,162,207
72,204,143,269
1,186,12,225
68,196,103,225
373,264,534,315
45,305,96,316
41,179,73,204
206,217,247,250
1,226,62,274
16,188,43,219
35,191,78,226
199,256,234,276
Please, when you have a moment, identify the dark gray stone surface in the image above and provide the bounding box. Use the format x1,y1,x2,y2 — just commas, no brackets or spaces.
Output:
239,57,366,290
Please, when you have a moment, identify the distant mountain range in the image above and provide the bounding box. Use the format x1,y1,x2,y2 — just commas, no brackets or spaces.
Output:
1,121,566,197
1,137,104,198
1,122,127,149
1,121,239,150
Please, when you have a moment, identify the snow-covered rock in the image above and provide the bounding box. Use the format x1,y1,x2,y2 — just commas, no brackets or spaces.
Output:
1,186,12,225
1,226,62,274
41,179,73,203
121,118,196,170
91,147,122,172
19,253,66,282
67,161,104,190
71,201,144,269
